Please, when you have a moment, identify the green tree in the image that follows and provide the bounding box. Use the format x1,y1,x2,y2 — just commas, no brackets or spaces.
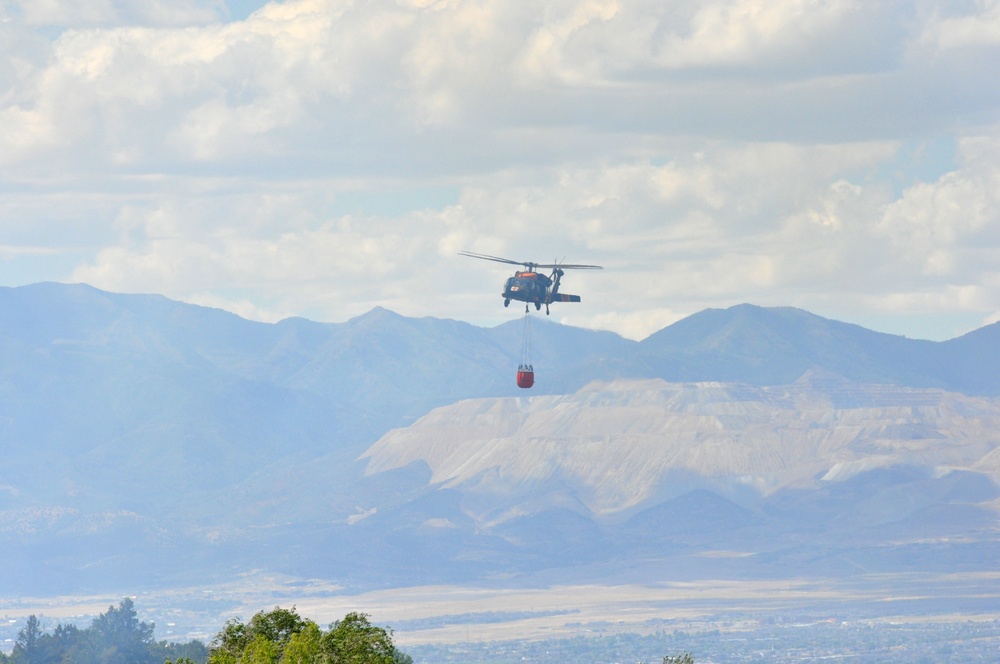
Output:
663,653,695,664
209,607,308,663
242,635,278,664
48,623,91,663
208,607,410,664
281,621,323,663
10,615,44,664
210,617,250,663
161,638,209,663
7,600,204,664
90,597,157,664
322,612,396,664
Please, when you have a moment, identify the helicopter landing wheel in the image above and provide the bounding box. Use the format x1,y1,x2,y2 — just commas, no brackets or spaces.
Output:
504,298,510,307
534,302,541,311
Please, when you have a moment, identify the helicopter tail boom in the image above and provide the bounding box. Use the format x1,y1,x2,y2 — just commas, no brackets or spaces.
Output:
550,293,581,303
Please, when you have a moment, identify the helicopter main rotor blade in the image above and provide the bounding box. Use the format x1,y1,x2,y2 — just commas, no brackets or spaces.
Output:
459,251,602,270
532,262,604,270
458,251,531,267
534,255,602,270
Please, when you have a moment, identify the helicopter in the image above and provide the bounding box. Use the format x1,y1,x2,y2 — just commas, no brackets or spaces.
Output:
459,251,603,314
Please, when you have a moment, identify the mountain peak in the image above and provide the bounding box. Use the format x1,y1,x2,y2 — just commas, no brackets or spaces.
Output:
350,305,403,322
629,303,982,388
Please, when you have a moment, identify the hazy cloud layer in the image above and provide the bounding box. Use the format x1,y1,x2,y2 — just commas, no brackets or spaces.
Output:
1,0,999,339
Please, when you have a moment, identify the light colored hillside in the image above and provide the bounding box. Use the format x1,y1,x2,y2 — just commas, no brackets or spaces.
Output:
361,375,1000,518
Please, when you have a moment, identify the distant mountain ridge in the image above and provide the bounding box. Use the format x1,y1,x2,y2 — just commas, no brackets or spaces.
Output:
1,282,998,596
630,303,1000,392
6,282,1000,404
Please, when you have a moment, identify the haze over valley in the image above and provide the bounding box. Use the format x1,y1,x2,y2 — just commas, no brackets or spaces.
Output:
1,282,998,656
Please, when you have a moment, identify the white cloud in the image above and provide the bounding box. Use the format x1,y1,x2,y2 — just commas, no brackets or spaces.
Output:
0,0,945,174
4,0,228,27
878,133,1000,278
638,0,859,69
53,138,960,339
32,132,997,339
922,0,1000,50
0,0,999,342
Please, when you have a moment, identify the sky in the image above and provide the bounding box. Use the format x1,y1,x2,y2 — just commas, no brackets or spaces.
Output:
1,0,999,341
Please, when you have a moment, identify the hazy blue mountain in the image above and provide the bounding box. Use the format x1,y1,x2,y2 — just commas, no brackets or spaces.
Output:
1,282,999,596
630,304,965,389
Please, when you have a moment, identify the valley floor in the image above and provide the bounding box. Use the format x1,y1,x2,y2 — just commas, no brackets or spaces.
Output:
2,571,999,661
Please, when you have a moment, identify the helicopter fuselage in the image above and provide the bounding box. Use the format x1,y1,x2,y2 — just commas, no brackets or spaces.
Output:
502,270,581,312
458,251,598,313
503,271,552,304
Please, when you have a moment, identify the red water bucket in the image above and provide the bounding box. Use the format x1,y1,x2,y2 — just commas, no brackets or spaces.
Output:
516,365,534,389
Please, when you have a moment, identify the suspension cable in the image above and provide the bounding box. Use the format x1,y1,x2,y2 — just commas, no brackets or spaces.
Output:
521,310,533,370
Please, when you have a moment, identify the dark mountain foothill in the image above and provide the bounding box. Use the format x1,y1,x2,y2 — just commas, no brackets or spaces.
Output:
1,282,998,596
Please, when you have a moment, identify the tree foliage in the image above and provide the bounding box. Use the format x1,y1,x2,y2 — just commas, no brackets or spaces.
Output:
211,606,311,663
90,597,156,663
207,607,411,664
323,612,397,664
663,653,695,664
8,600,207,664
282,622,324,663
4,601,412,664
10,615,43,664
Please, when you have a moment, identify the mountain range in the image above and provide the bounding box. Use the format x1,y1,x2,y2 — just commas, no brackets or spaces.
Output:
1,282,998,598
